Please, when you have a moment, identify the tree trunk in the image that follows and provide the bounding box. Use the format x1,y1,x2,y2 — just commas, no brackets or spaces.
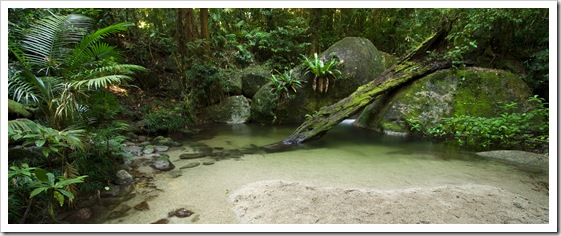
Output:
272,21,454,148
199,8,211,58
309,9,322,54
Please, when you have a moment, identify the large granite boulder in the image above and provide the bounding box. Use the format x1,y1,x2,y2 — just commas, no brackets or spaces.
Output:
251,37,385,124
354,68,533,135
241,65,271,98
203,95,251,124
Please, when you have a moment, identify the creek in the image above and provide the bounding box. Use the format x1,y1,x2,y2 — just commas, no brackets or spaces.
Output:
95,120,549,224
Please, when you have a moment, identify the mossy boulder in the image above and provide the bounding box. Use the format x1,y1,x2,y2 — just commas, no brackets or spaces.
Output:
8,99,31,118
251,37,385,124
354,67,533,135
241,65,271,98
203,95,251,124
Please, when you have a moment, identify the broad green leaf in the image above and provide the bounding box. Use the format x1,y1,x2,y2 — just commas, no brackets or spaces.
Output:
53,191,65,206
30,187,49,198
56,189,75,199
34,168,48,182
35,139,46,147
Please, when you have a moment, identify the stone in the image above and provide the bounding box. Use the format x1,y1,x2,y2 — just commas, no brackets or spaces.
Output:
115,170,133,186
100,184,121,198
73,207,92,221
476,150,548,171
168,208,194,218
241,65,272,98
122,146,143,157
151,219,169,224
143,145,155,154
154,145,169,152
150,154,175,171
179,153,207,159
202,160,215,165
354,68,533,135
152,136,175,146
168,170,183,178
203,95,251,124
251,37,385,124
8,99,31,117
134,201,150,211
180,162,201,169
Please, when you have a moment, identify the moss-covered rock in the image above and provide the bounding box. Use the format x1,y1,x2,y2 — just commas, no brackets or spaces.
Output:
203,95,251,124
8,99,31,118
241,65,271,98
354,67,533,135
380,51,398,70
251,37,385,124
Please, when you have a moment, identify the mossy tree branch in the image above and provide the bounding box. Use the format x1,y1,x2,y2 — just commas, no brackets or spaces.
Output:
274,21,455,147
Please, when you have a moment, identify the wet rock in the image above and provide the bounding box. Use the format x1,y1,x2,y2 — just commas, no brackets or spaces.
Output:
168,208,194,218
143,145,155,154
180,162,201,169
122,146,143,157
108,204,132,220
168,170,183,178
150,154,175,171
202,160,215,165
151,219,169,224
202,95,251,124
152,136,175,146
179,153,207,159
138,141,151,147
154,145,170,152
100,184,121,198
115,170,133,186
73,207,93,221
134,201,150,211
476,150,548,172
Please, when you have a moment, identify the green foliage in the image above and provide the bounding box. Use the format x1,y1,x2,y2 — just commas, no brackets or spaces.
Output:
145,106,191,134
9,119,85,159
82,91,123,124
302,53,342,93
8,13,146,129
30,168,87,207
185,63,228,108
410,96,548,153
269,69,303,100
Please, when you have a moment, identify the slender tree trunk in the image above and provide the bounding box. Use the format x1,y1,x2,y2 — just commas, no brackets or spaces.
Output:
309,9,322,54
269,21,454,148
199,8,211,58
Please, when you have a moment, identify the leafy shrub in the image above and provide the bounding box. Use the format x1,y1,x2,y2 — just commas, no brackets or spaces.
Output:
269,69,303,100
144,106,191,134
409,96,548,153
185,63,228,108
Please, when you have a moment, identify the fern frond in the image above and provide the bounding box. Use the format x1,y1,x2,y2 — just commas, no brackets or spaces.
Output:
71,75,132,90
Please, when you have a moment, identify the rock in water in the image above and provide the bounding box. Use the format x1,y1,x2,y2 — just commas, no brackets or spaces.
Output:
180,162,201,169
134,201,150,211
150,154,175,171
354,68,533,135
143,145,155,154
203,95,251,124
151,219,169,224
115,170,133,186
168,208,194,218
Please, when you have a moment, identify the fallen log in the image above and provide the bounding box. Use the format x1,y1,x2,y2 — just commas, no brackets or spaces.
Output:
276,21,454,147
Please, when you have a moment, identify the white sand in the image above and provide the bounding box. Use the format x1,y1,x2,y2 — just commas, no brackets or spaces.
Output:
103,146,549,225
229,180,548,224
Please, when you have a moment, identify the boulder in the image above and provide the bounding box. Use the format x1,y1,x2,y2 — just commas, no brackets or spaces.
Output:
476,150,548,172
354,68,533,135
154,145,170,152
251,37,385,124
122,146,143,157
115,170,133,186
203,95,251,124
150,154,175,171
241,65,271,98
142,145,155,154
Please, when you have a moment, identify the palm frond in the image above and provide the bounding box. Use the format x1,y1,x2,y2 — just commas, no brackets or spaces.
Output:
70,75,132,90
18,14,92,75
8,68,41,104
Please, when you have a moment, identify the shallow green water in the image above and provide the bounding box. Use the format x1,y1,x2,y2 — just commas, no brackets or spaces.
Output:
100,121,549,224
